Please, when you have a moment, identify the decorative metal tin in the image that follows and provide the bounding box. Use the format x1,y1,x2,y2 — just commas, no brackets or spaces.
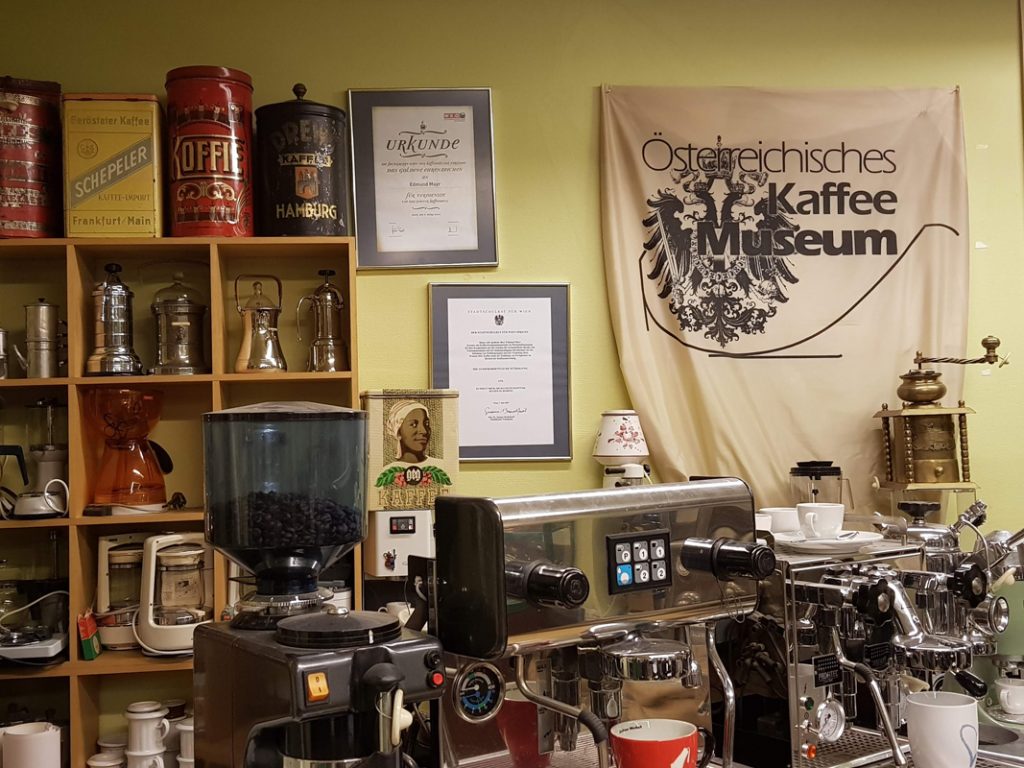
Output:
63,93,163,237
255,83,348,236
0,76,62,238
165,66,253,237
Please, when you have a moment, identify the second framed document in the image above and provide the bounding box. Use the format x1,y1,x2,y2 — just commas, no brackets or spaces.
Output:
350,88,498,269
430,283,571,461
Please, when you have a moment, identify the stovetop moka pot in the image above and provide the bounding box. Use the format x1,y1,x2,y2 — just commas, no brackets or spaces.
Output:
296,268,348,372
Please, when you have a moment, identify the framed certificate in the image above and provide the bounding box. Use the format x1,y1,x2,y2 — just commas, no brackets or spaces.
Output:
349,88,498,269
429,283,571,461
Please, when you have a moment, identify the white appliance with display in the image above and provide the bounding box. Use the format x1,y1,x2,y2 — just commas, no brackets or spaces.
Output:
363,508,434,577
96,532,148,649
137,533,214,654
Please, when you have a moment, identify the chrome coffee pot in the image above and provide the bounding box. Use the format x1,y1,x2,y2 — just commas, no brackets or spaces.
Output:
234,275,287,372
13,298,66,378
296,268,348,372
86,263,143,376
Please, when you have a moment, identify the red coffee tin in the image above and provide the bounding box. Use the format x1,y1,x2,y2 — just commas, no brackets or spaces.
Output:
166,66,254,237
0,76,62,238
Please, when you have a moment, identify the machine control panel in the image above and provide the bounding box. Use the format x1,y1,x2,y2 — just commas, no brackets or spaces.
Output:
390,516,417,534
606,529,672,594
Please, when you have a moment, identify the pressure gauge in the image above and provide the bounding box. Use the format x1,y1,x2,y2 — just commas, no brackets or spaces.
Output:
814,698,846,744
453,662,505,723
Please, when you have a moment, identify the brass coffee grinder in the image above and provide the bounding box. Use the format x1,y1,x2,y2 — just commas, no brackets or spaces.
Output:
296,268,348,372
874,336,1008,519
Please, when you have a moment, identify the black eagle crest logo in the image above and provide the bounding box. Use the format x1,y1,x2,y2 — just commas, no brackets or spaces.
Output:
642,137,799,347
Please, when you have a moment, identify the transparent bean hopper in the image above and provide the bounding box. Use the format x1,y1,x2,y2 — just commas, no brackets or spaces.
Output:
202,401,368,627
195,402,447,768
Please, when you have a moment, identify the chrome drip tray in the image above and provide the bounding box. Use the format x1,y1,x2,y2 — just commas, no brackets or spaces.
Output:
801,727,1024,768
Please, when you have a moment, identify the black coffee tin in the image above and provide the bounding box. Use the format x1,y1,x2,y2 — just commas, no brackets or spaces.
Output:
255,84,348,236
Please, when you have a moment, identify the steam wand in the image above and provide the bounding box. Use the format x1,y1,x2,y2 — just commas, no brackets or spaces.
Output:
513,656,609,768
830,628,908,767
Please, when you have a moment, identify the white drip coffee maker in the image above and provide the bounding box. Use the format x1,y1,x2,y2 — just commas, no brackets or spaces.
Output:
136,533,214,654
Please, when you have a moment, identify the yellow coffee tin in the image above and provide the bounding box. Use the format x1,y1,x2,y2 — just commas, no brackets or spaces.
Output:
63,93,163,237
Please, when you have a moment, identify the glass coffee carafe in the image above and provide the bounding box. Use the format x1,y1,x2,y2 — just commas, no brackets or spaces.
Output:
789,460,843,505
84,388,167,508
154,544,211,625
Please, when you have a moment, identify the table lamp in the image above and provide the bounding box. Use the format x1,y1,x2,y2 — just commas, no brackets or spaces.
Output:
592,409,650,488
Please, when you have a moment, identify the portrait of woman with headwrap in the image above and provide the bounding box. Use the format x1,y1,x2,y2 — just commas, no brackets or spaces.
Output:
374,398,453,496
387,399,435,464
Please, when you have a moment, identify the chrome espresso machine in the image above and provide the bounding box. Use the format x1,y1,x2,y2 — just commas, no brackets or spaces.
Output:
426,478,775,768
722,520,1013,768
193,402,446,768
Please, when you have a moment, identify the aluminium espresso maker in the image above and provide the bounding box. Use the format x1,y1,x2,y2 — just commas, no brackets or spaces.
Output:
429,479,775,768
194,402,446,768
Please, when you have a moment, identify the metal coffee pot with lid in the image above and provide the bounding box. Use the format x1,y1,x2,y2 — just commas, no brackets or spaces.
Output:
86,263,143,376
234,275,287,372
296,268,348,372
12,298,66,378
151,272,209,375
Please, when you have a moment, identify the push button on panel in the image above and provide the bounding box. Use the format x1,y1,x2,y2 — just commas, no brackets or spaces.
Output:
614,543,632,564
615,564,634,586
305,671,330,703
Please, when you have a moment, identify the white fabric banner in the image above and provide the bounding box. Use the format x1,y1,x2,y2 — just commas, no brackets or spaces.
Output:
600,86,969,511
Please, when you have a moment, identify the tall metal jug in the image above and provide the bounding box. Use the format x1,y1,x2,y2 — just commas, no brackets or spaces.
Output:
296,269,348,372
234,275,287,373
86,264,143,376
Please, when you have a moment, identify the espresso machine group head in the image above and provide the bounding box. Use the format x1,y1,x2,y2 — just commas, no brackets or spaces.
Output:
430,478,774,768
195,402,446,768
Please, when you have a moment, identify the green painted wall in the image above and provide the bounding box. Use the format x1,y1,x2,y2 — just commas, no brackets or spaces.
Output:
5,0,1023,524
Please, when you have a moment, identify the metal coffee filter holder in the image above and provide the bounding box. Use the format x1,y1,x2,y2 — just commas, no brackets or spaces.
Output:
12,298,66,378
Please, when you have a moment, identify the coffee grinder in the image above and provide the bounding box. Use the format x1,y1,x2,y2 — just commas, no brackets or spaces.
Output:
12,398,68,518
194,402,446,768
874,336,1008,519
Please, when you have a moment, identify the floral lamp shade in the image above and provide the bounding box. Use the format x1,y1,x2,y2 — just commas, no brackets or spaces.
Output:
592,409,649,466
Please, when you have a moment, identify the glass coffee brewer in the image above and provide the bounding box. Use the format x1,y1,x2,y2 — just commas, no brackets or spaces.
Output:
194,402,446,768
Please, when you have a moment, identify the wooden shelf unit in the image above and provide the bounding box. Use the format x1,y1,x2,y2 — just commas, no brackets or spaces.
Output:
0,236,359,767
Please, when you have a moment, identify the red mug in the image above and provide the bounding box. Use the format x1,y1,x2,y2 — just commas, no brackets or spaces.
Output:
610,719,715,768
495,691,550,768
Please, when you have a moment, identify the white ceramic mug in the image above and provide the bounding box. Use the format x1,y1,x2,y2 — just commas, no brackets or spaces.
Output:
754,513,772,532
175,719,194,760
1,722,61,768
87,753,125,768
759,507,799,533
997,678,1024,715
906,691,978,768
797,502,844,539
125,752,163,768
124,701,170,754
379,601,412,626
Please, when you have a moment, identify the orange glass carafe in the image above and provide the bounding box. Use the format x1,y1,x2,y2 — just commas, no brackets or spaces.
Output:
84,388,166,506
